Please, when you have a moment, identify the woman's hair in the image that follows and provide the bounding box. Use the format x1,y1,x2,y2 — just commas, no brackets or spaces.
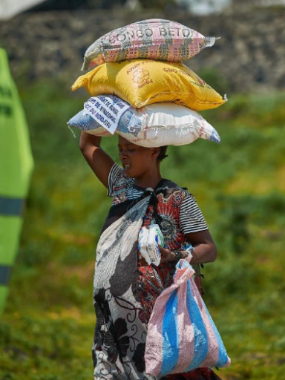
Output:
157,146,168,162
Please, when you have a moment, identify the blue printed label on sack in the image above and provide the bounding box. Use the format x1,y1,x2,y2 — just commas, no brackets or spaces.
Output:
84,96,131,135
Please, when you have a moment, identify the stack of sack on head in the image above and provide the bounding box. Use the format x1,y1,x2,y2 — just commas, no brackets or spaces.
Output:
68,19,227,147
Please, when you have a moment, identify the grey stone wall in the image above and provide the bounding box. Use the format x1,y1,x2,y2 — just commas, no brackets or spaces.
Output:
0,8,284,92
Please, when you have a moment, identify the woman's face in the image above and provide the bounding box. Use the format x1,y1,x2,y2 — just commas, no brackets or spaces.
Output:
118,136,159,178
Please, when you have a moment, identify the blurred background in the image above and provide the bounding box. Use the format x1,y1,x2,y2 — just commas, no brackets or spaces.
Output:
0,1,285,379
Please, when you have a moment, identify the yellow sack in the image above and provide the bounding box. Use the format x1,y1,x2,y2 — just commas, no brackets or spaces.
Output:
72,59,227,111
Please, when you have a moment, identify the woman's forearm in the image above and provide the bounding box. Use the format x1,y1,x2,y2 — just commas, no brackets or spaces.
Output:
159,242,217,265
188,242,218,265
79,132,114,188
79,131,102,152
185,230,218,264
160,229,218,265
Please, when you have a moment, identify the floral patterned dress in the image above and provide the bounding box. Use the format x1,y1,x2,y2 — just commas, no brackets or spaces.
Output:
92,164,222,380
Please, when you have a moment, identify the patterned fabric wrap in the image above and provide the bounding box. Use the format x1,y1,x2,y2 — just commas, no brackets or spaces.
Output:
93,196,152,379
82,19,216,71
145,258,231,377
67,96,221,147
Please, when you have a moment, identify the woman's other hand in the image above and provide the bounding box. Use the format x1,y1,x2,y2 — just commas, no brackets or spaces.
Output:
159,246,188,264
159,246,175,263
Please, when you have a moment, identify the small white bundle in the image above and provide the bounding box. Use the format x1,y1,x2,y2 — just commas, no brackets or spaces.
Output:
138,224,164,266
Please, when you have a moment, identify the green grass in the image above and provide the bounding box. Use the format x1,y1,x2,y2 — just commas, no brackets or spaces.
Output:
1,78,285,380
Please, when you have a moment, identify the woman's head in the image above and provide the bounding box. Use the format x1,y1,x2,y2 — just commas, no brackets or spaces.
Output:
118,136,167,179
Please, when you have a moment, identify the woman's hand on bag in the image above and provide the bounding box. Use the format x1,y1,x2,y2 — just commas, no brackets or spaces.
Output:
159,246,187,263
159,246,174,263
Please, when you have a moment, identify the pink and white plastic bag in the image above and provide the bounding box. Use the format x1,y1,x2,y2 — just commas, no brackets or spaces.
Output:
145,258,231,377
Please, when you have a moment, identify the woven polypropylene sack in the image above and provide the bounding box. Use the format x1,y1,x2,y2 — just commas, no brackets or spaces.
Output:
145,259,231,376
72,60,227,111
67,96,221,147
81,19,217,71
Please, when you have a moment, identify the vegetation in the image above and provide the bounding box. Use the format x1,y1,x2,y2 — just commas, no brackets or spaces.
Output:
0,77,284,380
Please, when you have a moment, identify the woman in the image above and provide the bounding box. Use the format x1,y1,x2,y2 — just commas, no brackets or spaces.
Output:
80,132,221,380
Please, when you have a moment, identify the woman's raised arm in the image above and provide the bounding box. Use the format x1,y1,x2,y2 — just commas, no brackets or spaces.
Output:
79,132,114,188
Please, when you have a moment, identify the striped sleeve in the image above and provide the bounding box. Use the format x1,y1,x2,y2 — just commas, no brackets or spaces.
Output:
179,193,208,234
107,163,124,197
